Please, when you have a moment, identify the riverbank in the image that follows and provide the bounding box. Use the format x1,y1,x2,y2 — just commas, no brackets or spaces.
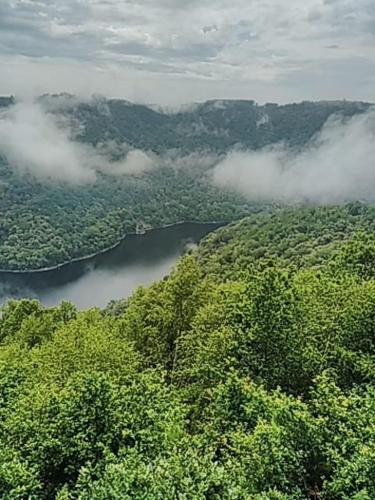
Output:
0,220,225,275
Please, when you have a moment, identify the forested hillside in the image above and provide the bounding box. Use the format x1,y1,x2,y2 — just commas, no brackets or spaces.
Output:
0,162,252,270
198,203,375,277
42,95,370,152
0,96,371,271
0,206,374,499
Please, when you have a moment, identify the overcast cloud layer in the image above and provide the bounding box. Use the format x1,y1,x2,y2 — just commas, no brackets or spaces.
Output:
0,0,374,104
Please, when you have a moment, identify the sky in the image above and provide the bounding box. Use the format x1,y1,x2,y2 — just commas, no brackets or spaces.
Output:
0,0,374,105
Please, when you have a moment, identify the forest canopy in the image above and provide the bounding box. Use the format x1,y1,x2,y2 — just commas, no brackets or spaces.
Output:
0,205,374,499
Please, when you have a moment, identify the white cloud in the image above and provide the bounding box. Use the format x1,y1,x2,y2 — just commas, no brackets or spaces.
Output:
104,149,154,176
0,101,97,182
0,100,155,183
212,109,375,203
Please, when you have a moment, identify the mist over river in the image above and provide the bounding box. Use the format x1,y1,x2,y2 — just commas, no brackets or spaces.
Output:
0,223,220,309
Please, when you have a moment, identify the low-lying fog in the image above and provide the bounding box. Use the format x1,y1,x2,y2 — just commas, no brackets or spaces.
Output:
1,99,374,203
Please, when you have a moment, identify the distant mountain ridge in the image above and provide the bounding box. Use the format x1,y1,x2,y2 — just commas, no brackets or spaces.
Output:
1,94,372,153
54,96,373,153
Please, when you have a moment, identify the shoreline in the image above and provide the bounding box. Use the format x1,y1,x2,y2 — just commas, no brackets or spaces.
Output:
0,220,225,275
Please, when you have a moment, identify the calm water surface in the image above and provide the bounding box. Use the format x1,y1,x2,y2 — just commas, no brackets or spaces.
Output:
0,223,219,309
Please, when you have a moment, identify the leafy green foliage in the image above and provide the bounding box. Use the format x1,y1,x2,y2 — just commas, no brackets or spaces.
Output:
198,203,375,277
0,206,374,498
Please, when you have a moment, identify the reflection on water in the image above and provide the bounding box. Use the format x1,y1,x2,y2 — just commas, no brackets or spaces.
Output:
0,223,219,309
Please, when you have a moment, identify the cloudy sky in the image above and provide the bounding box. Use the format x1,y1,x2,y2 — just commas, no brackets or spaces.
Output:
0,0,374,105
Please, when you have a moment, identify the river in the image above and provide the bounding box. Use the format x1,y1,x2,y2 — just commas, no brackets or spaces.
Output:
0,222,220,309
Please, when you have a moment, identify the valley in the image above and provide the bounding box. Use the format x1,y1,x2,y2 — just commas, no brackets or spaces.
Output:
1,0,375,496
0,96,371,271
0,96,374,499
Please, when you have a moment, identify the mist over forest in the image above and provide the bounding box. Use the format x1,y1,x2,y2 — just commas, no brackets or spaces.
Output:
0,95,373,272
1,0,375,495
